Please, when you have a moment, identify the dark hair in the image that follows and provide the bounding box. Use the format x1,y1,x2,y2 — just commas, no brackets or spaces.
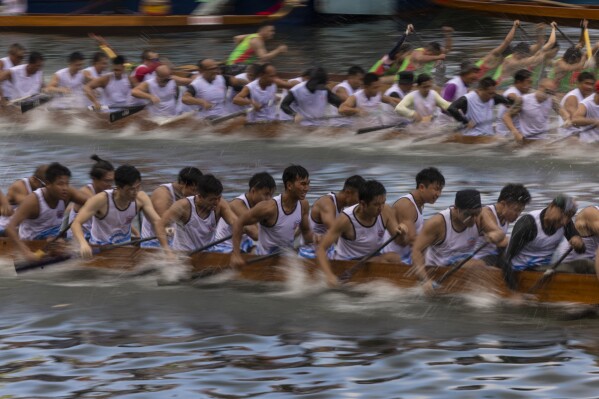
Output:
141,49,156,61
114,165,141,188
249,172,276,190
34,164,48,181
425,42,442,54
416,167,445,188
45,162,71,183
178,167,203,186
514,69,532,83
89,155,114,180
113,55,126,65
578,71,595,83
92,52,108,63
343,175,365,191
563,46,582,64
301,68,314,78
497,183,531,204
8,43,25,54
416,73,432,86
513,42,530,55
197,174,223,197
347,65,365,76
309,67,328,86
363,72,379,86
282,165,309,188
359,180,386,204
478,77,496,90
68,51,85,63
28,51,44,64
258,23,274,31
246,63,260,76
256,63,273,77
501,45,513,58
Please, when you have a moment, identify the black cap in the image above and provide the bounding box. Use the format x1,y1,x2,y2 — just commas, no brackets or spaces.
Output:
397,71,414,85
455,189,482,210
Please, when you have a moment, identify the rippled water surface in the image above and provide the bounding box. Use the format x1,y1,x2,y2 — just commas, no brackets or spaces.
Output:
1,9,599,398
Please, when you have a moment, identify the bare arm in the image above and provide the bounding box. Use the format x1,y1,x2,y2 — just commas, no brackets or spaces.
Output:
72,192,106,257
45,73,70,95
338,95,360,116
572,103,597,127
131,82,159,104
5,193,40,260
490,20,519,58
299,199,314,244
230,200,276,266
316,214,351,286
0,189,11,217
84,75,109,109
478,208,507,247
411,214,444,283
503,98,524,143
251,37,287,63
155,198,188,251
8,180,32,206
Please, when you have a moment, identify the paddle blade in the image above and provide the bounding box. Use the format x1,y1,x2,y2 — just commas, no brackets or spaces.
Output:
20,95,52,113
14,254,73,274
210,110,249,125
109,105,146,123
356,124,397,135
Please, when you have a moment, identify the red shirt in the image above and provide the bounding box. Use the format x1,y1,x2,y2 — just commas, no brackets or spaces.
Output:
133,63,159,83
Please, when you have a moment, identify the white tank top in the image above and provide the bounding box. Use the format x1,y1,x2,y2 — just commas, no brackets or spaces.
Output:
474,204,509,259
83,65,104,80
289,81,328,126
246,79,278,122
495,86,522,136
19,188,65,240
256,194,302,255
141,183,176,241
384,83,406,99
578,95,599,143
214,193,250,245
334,204,386,260
0,177,32,230
89,190,137,245
172,196,217,251
442,76,469,102
55,67,85,95
68,183,95,238
560,206,599,262
10,64,43,99
226,72,248,112
310,193,338,235
413,90,437,117
102,73,132,107
424,208,480,266
147,77,178,116
519,92,553,139
510,209,565,270
559,88,585,137
463,91,494,136
381,194,423,262
1,56,15,100
189,75,228,118
333,80,355,97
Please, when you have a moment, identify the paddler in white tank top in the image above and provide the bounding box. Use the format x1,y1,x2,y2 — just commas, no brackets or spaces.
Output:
46,52,86,108
339,73,401,126
140,166,202,248
385,71,414,100
5,163,89,262
230,165,316,267
280,68,344,126
82,52,109,83
438,60,480,125
558,71,594,138
72,165,162,258
0,165,47,233
495,69,532,136
0,51,45,101
474,184,531,266
503,78,568,143
0,43,25,102
212,172,276,253
132,65,192,117
446,77,512,136
157,174,239,254
316,180,409,287
85,56,137,110
395,73,450,124
382,167,445,264
333,65,364,102
552,205,599,274
412,189,507,294
571,83,599,143
505,195,585,272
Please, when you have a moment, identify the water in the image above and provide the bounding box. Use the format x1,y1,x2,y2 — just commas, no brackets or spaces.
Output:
1,10,599,398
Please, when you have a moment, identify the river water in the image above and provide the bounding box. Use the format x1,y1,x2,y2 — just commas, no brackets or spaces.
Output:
1,10,599,398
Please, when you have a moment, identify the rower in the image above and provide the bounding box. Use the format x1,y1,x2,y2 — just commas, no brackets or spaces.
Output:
475,20,519,81
0,43,25,103
182,59,246,119
156,174,238,254
441,60,480,103
332,66,365,102
382,167,445,264
474,184,531,266
298,174,365,259
226,24,288,65
132,65,190,117
384,71,414,100
82,52,109,83
552,206,599,274
211,172,277,253
232,63,293,122
227,63,258,113
495,69,532,136
411,189,506,293
402,26,453,77
505,194,585,272
72,164,162,258
394,73,450,123
315,180,409,287
559,71,595,138
369,24,414,84
280,67,343,126
131,49,160,85
85,56,137,110
0,189,10,218
0,165,47,236
46,51,86,97
339,73,400,122
5,163,89,261
230,165,315,267
0,51,44,103
66,155,114,241
551,38,587,93
140,166,203,248
571,80,599,143
446,77,511,136
503,78,568,143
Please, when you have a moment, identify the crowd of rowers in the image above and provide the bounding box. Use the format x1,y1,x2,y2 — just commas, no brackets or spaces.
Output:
2,22,599,140
0,157,596,291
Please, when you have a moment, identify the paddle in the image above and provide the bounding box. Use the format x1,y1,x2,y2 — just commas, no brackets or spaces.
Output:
109,105,146,123
188,234,233,256
545,124,595,146
20,94,53,113
517,25,531,42
338,232,400,283
210,108,252,125
433,242,490,287
14,222,74,273
356,121,409,135
555,25,576,47
189,250,282,280
8,94,36,106
527,247,573,293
